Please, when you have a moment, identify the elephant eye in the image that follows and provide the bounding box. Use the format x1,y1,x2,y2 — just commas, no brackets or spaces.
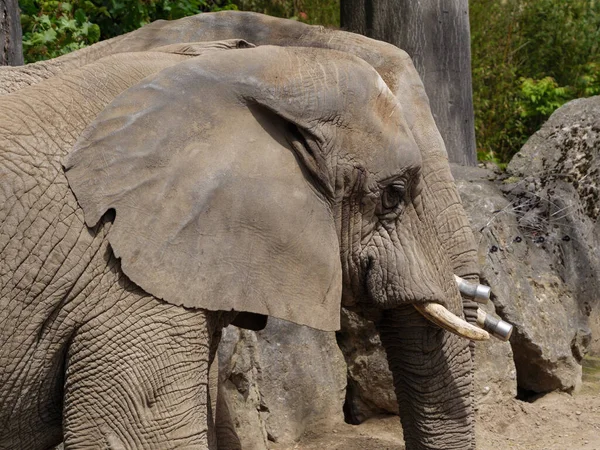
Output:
381,183,405,211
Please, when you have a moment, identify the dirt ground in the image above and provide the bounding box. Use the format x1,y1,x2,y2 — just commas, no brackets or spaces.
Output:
271,356,600,450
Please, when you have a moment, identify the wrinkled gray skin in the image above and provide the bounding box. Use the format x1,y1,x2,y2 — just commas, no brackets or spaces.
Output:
0,12,479,450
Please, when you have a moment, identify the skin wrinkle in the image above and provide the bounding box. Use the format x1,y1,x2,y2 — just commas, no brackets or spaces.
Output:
19,99,66,159
356,196,447,309
36,223,108,342
64,290,214,449
4,180,72,288
3,225,104,409
339,165,369,304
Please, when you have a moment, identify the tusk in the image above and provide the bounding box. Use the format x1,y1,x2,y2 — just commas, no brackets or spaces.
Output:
454,275,491,304
414,303,490,341
476,308,513,341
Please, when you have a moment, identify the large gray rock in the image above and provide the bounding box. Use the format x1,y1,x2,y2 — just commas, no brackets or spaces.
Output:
454,164,584,394
453,96,600,395
507,96,600,358
336,308,398,423
453,166,519,400
218,318,347,448
218,328,269,450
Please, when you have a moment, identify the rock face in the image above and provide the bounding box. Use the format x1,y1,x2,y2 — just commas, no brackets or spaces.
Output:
452,93,600,396
336,309,398,423
506,96,600,359
454,164,584,394
218,318,347,448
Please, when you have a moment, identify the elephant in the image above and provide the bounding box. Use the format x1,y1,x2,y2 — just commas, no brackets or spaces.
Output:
0,11,489,450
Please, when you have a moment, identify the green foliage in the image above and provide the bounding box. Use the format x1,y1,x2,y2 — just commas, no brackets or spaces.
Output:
20,1,102,61
574,62,600,97
20,0,237,62
91,0,237,41
19,0,339,63
516,0,600,88
471,0,600,164
518,77,569,123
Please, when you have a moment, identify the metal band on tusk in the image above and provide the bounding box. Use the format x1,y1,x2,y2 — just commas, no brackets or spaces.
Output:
476,308,513,341
454,275,491,304
414,303,490,341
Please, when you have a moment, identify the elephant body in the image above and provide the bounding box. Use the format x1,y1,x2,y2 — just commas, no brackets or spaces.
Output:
1,12,481,450
0,50,230,448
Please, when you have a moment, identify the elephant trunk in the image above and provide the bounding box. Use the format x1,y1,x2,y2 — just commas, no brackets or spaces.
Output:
377,306,475,450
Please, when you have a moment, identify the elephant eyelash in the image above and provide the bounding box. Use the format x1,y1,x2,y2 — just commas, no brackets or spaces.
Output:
378,181,407,218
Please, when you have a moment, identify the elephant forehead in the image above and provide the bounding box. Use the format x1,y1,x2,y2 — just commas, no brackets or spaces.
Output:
227,46,394,125
342,92,422,181
375,131,421,180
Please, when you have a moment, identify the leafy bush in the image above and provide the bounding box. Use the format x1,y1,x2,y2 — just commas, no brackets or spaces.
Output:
20,1,102,61
19,0,339,63
471,0,600,164
518,77,570,129
20,0,236,62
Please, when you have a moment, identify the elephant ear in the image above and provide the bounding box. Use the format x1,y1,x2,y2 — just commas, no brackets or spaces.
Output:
64,46,343,331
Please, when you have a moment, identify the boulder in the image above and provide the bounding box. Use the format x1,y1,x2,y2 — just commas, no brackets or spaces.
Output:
453,166,519,400
453,159,588,395
336,308,398,423
506,96,600,358
218,328,269,450
218,318,347,448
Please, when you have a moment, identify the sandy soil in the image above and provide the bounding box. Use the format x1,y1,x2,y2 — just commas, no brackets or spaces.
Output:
271,356,600,450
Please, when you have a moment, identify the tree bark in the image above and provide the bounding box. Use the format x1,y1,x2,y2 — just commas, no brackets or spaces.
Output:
341,0,477,166
0,0,24,66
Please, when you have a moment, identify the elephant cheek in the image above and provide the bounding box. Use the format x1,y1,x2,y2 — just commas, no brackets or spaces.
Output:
361,229,446,309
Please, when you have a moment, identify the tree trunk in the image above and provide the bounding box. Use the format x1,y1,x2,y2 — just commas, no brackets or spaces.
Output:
0,0,24,66
341,0,477,166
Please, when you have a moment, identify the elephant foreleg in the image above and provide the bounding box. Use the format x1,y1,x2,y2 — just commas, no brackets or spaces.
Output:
377,307,475,450
63,294,217,450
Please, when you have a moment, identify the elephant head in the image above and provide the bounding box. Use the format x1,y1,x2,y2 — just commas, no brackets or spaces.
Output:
10,11,481,321
65,44,481,338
